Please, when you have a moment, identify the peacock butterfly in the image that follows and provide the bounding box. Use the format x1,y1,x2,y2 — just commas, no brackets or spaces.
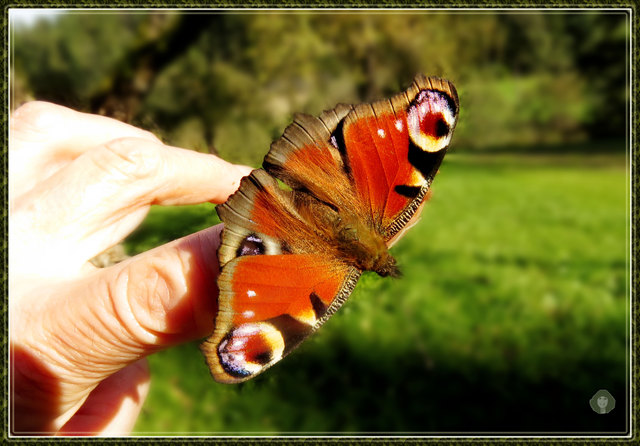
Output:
201,74,459,383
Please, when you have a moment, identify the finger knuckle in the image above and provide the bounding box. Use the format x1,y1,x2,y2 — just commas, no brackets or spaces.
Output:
100,137,163,180
109,251,190,342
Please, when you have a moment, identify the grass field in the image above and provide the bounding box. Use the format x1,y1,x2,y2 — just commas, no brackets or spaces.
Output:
126,150,628,435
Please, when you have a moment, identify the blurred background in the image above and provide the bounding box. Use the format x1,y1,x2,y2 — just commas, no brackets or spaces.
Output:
11,10,629,435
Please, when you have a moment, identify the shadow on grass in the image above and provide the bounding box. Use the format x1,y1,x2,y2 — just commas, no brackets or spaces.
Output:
247,339,629,435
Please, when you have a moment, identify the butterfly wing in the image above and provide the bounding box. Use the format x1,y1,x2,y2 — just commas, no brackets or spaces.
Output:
263,103,365,222
338,75,459,235
204,75,459,383
264,74,459,239
201,169,360,383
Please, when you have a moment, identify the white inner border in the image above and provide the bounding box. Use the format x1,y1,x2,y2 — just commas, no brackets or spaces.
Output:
7,6,634,439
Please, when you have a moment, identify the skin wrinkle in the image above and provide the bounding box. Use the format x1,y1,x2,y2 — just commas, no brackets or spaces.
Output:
149,154,176,205
44,278,109,376
66,299,104,367
37,301,86,374
72,146,159,241
83,280,122,360
138,246,192,335
58,386,93,410
14,339,94,427
112,248,193,345
49,346,102,394
148,266,168,322
110,266,159,347
135,259,167,329
26,273,151,403
53,323,90,371
99,138,163,183
10,103,161,209
95,278,150,361
72,292,131,375
172,247,193,314
80,183,151,232
48,285,128,378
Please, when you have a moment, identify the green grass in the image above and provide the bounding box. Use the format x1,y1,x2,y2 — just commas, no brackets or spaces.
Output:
128,151,628,435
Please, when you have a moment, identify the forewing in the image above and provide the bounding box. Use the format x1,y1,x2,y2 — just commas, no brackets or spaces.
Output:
262,75,459,240
337,74,459,235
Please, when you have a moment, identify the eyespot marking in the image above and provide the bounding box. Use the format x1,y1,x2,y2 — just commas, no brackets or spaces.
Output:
434,118,450,138
253,349,273,365
407,89,457,153
236,234,265,257
217,323,285,379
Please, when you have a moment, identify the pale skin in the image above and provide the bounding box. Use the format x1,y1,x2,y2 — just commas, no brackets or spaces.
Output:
9,102,252,435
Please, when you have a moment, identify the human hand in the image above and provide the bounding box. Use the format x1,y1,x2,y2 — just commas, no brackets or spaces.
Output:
9,102,252,435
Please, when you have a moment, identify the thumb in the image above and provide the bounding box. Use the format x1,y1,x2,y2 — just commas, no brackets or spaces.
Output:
12,225,223,430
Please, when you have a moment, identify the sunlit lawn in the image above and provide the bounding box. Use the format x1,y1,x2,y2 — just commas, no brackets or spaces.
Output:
126,150,628,435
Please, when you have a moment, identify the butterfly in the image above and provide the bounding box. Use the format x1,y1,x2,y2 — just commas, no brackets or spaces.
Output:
201,74,459,383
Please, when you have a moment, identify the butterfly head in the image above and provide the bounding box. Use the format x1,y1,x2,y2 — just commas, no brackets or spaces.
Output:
407,87,458,154
373,252,401,278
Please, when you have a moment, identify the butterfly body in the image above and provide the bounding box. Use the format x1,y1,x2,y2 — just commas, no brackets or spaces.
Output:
292,190,398,277
202,75,459,383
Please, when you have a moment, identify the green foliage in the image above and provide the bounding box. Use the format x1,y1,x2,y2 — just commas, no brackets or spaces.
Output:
125,204,220,255
127,152,627,434
13,12,628,164
13,14,171,104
